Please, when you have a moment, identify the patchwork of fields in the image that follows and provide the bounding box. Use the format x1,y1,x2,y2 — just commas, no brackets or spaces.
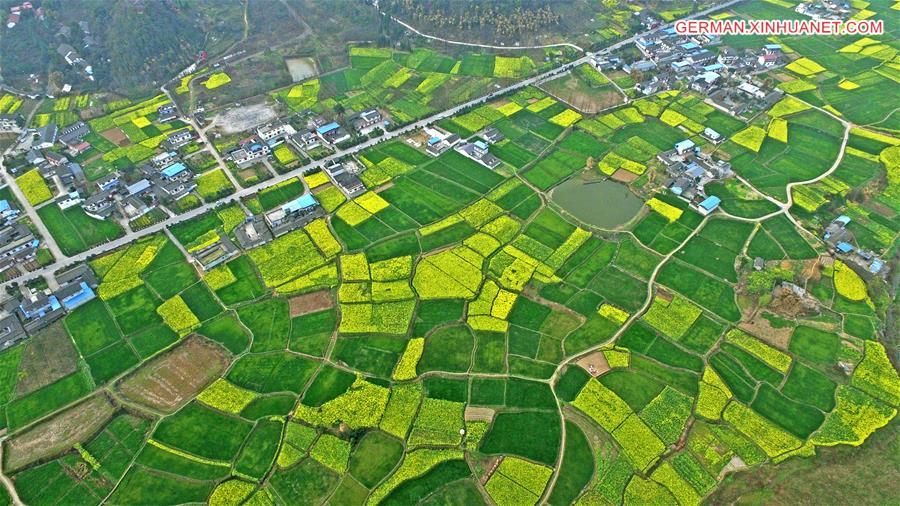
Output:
2,14,900,504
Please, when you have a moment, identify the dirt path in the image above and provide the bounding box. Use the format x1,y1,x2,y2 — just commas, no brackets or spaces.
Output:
0,440,24,506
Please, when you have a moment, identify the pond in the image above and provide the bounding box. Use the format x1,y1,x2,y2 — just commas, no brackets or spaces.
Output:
550,178,644,229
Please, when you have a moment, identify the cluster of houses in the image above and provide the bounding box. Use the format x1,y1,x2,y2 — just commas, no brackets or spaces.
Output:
595,26,789,117
5,1,43,29
0,197,41,280
657,137,733,216
455,126,505,170
235,191,325,250
822,215,889,279
795,1,853,20
0,265,96,349
4,100,203,237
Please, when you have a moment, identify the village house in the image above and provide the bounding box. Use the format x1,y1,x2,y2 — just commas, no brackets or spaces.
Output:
324,161,365,196
157,104,179,123
0,222,39,275
230,137,270,169
264,193,324,237
288,131,321,152
35,123,58,149
14,288,64,333
316,122,350,145
0,114,24,133
190,235,239,271
163,129,195,150
257,122,292,143
352,109,385,135
0,313,26,350
235,215,274,249
456,140,501,169
57,191,83,210
82,190,116,219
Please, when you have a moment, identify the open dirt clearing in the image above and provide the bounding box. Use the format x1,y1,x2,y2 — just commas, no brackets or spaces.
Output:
210,103,278,135
116,336,230,413
289,289,334,317
3,394,116,472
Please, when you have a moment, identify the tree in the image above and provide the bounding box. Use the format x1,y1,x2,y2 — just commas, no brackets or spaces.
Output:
747,266,795,294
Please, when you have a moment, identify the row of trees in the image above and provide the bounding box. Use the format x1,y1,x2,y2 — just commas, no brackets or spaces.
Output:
382,0,562,39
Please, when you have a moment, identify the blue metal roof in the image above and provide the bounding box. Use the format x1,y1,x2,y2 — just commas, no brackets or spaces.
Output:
835,215,851,225
474,140,489,150
699,196,721,211
61,282,96,310
671,186,683,195
681,42,699,50
283,193,318,213
316,122,340,135
870,259,884,274
836,242,854,253
161,163,187,178
0,200,8,212
675,139,695,151
428,136,440,145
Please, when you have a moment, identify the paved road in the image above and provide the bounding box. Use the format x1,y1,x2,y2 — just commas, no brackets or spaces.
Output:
0,0,745,291
0,156,66,261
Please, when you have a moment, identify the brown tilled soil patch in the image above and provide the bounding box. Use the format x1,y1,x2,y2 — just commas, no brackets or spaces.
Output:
739,316,792,350
116,335,229,413
4,394,116,472
576,351,611,377
288,289,334,317
611,169,639,183
464,406,495,422
15,322,79,397
100,128,129,146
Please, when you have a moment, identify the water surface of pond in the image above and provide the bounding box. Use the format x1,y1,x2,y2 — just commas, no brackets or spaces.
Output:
550,178,644,228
